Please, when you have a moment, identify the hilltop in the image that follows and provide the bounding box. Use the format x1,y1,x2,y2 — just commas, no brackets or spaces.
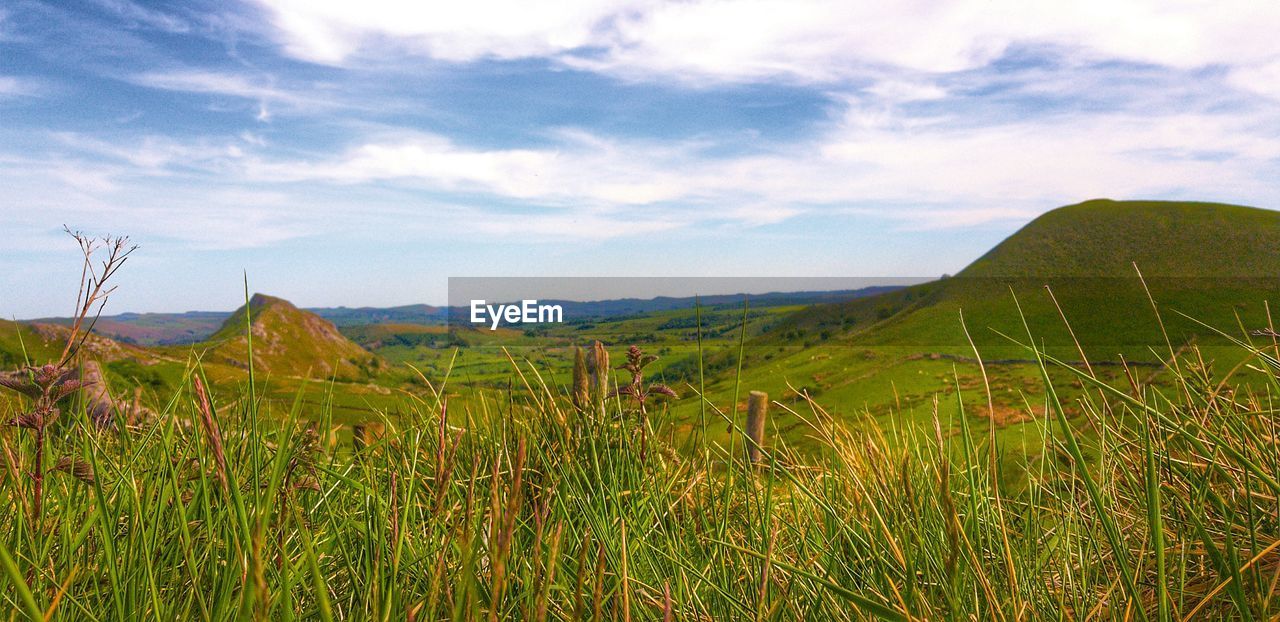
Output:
201,294,383,381
962,199,1280,277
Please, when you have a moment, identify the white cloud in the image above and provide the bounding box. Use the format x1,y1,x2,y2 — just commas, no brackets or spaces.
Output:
126,69,376,120
0,76,23,95
864,80,947,103
0,158,315,250
51,132,244,171
91,0,190,33
470,210,683,240
0,75,41,98
254,0,633,64
1228,59,1280,100
251,0,1280,84
232,97,1280,231
248,132,697,206
130,70,305,105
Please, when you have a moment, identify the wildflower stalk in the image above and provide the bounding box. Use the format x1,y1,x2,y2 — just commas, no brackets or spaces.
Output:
610,345,677,461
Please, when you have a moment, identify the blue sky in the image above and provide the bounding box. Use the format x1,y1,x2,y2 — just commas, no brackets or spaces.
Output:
2,0,1279,317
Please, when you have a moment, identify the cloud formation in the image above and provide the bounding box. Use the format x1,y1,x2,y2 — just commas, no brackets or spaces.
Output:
253,0,1280,82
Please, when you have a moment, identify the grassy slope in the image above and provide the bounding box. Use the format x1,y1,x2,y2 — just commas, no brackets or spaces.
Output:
200,294,383,382
0,319,64,367
665,200,1280,452
784,199,1280,351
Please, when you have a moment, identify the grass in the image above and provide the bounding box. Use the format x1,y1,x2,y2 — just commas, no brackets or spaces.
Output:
2,296,1280,620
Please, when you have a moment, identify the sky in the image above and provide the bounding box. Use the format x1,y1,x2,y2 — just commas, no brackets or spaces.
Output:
2,0,1279,318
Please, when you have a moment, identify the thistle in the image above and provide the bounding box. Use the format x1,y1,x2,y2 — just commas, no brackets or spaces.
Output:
610,345,677,460
1,365,82,430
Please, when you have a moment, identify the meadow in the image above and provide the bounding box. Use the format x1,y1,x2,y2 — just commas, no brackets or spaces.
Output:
3,290,1280,620
4,200,1280,619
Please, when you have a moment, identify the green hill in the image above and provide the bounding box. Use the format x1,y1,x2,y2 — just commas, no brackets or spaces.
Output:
779,199,1280,358
962,199,1280,277
0,319,64,368
652,200,1280,452
0,318,170,367
201,294,383,381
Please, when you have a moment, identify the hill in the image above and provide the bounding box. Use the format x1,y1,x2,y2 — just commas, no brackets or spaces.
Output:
0,319,65,368
0,318,168,366
474,288,903,323
42,287,901,345
29,312,230,346
643,200,1280,452
31,289,896,345
776,199,1280,357
201,294,383,381
962,199,1280,277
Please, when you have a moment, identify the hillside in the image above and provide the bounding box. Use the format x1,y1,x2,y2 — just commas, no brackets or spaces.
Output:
777,199,1280,358
200,294,383,381
643,200,1280,452
311,304,447,327
0,319,64,368
0,318,168,366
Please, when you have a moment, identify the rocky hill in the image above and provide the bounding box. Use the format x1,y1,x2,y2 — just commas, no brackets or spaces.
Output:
202,294,382,381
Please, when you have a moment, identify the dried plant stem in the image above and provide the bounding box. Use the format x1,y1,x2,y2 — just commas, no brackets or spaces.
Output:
31,425,44,525
58,229,137,367
193,375,227,493
572,346,590,410
746,391,768,464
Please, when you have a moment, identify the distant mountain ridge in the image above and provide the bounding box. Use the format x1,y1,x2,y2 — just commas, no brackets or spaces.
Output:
449,288,903,325
34,288,901,345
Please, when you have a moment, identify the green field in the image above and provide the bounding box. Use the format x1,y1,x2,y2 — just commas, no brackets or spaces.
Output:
4,199,1280,618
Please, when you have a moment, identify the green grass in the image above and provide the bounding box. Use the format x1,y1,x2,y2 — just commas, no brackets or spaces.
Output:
0,320,62,369
3,299,1280,620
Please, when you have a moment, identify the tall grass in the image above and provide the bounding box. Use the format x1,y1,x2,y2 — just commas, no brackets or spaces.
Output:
1,312,1279,620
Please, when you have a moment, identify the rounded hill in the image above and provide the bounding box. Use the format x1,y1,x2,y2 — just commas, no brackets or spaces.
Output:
204,294,382,381
961,199,1280,277
775,199,1280,356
